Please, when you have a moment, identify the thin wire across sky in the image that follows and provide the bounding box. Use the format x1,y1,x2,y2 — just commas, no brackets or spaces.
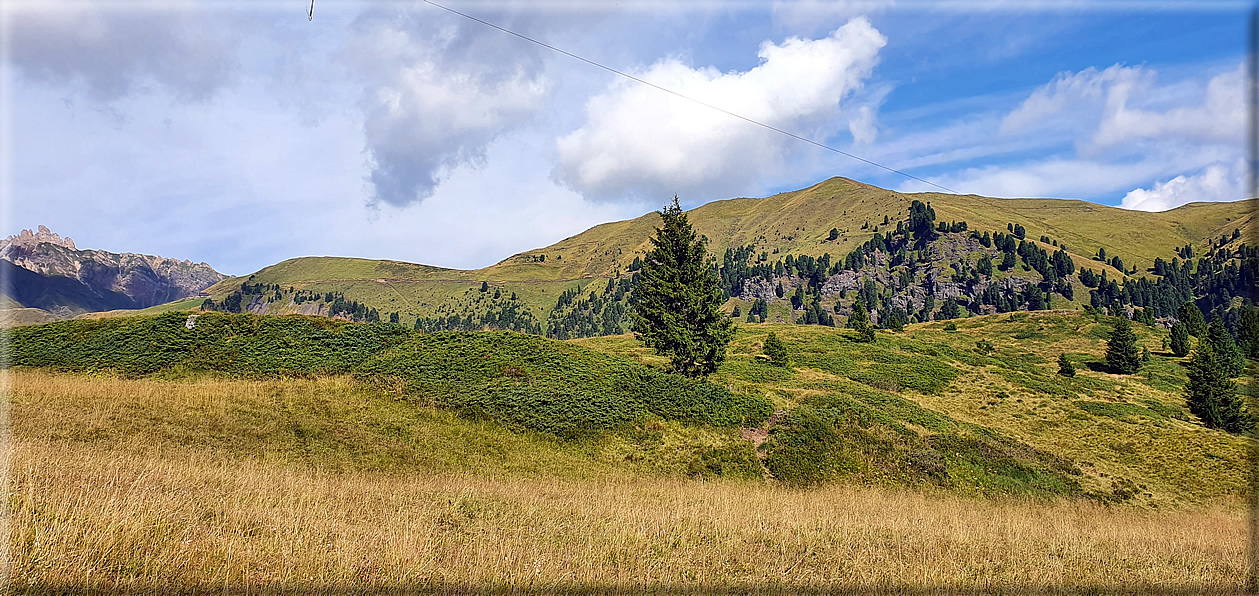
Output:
412,0,961,195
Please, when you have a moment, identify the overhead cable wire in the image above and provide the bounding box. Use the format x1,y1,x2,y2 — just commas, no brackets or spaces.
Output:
418,0,961,194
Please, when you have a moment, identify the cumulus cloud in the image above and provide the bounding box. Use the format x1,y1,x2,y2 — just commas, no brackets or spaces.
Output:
1120,160,1248,212
5,1,242,102
553,17,886,202
343,8,551,207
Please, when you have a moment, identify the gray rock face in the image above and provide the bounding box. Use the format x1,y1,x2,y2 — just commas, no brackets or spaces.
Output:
729,232,1055,323
0,226,227,312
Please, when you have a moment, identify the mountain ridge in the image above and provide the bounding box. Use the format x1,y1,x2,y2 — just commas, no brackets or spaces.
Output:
1,226,227,318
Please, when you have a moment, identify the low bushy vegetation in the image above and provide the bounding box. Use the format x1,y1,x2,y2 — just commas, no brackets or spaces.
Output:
8,312,772,438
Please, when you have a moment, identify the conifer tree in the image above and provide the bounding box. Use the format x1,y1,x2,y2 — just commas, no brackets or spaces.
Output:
763,331,789,367
848,298,875,342
629,196,735,378
1058,353,1075,377
1206,317,1246,378
1239,306,1259,359
1170,321,1191,357
1185,340,1249,433
1105,316,1141,374
1177,301,1207,337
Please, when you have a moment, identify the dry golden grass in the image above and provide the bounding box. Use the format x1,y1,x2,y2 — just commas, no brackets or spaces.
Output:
9,370,1250,593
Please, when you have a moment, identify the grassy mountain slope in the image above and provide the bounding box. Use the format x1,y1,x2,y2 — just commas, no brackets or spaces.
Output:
186,177,1253,331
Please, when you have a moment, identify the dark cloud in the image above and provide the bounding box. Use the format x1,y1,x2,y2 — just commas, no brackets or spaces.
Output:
7,2,244,102
343,6,556,207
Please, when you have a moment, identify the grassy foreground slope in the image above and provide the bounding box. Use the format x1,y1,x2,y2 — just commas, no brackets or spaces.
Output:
10,309,1248,505
10,310,1249,592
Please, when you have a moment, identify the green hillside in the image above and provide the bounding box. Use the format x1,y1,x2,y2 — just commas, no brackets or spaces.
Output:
169,177,1256,340
9,310,1249,505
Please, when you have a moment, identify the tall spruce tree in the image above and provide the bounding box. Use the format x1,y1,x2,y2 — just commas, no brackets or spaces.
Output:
1238,306,1259,359
1185,340,1249,434
1170,321,1191,357
1105,316,1141,374
629,196,735,378
848,298,875,342
1177,301,1207,337
1206,317,1246,378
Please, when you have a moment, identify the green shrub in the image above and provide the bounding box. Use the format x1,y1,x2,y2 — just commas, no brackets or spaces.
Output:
763,332,790,367
686,443,763,480
9,313,774,439
763,407,854,487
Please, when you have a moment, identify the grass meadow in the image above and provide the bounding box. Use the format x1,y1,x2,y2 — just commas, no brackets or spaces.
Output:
9,369,1249,594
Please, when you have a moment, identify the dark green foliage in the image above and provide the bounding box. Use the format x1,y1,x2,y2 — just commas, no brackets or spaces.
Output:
1185,340,1249,434
1206,317,1246,378
630,197,735,378
1170,321,1191,357
848,298,875,342
480,281,489,292
975,340,994,354
546,278,632,339
686,443,763,479
1058,353,1075,377
9,312,413,377
763,407,852,487
828,227,839,241
907,200,937,248
763,332,790,367
1239,306,1259,359
938,299,960,321
9,313,773,439
1105,316,1141,374
943,322,958,332
1178,302,1207,337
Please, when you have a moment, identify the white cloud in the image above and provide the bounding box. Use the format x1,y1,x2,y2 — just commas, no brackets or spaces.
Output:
343,8,551,207
847,104,878,145
999,64,1146,139
1120,160,1248,212
553,17,886,202
1092,63,1244,150
896,157,1180,199
999,62,1244,154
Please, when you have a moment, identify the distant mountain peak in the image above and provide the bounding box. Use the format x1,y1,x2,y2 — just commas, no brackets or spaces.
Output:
4,225,77,251
1,226,227,318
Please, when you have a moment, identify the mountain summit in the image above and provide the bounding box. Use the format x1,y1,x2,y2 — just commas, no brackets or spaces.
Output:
1,226,226,318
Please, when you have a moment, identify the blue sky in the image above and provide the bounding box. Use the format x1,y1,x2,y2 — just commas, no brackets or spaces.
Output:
1,1,1250,274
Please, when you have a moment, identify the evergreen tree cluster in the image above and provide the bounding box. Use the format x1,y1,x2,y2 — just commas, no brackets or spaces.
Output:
546,276,635,339
414,287,541,334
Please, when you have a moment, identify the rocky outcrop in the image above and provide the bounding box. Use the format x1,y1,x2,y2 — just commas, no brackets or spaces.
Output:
0,226,227,314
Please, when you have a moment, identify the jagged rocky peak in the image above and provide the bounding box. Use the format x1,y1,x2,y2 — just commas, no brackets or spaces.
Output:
4,225,77,250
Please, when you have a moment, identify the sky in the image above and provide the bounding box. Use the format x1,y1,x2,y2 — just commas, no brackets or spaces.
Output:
1,0,1251,275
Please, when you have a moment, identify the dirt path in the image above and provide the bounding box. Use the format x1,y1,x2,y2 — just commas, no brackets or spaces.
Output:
741,409,786,480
